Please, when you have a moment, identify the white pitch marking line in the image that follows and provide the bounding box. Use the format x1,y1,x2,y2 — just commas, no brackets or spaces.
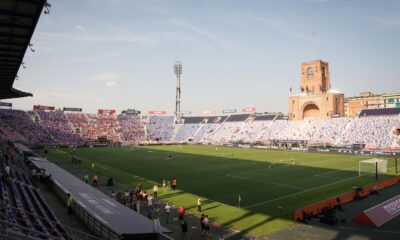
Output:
296,158,357,166
315,165,359,177
244,175,360,209
313,175,341,180
226,174,307,191
297,159,338,165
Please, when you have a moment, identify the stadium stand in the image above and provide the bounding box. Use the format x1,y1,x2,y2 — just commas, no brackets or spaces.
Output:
36,110,84,146
1,109,399,148
193,123,219,142
0,146,72,239
204,122,242,143
182,116,207,124
0,109,53,146
173,123,200,141
146,116,175,141
253,114,276,121
231,120,271,143
207,116,228,123
117,115,145,143
359,108,400,117
337,116,400,148
225,114,250,122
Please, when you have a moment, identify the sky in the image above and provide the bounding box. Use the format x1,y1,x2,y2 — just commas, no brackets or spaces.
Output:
9,0,400,115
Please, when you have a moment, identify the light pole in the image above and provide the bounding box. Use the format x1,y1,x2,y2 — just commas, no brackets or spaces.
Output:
174,61,182,123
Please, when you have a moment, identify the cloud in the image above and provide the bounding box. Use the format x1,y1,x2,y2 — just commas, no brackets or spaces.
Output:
75,25,87,32
76,51,124,63
36,30,181,46
169,18,243,53
105,81,117,87
252,16,313,41
90,73,121,82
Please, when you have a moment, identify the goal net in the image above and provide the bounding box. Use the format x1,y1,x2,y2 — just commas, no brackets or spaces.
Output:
359,158,387,177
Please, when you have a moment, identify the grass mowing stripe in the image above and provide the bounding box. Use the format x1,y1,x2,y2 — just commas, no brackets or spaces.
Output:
244,175,360,209
314,165,359,177
226,174,307,190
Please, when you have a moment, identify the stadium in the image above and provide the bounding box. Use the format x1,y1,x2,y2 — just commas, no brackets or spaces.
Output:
0,1,400,240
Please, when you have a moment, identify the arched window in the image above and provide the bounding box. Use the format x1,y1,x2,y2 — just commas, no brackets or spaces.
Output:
307,67,313,79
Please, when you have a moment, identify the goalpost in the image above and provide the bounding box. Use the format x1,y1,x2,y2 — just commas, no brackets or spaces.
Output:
358,158,387,177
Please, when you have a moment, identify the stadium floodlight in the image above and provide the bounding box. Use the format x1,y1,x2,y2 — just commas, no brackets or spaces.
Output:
174,61,182,76
174,61,183,123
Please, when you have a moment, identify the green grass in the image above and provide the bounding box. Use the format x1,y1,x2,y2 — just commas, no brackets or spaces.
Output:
45,145,399,237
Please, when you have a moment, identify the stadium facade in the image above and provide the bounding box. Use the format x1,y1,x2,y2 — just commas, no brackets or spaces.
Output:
345,91,400,118
288,60,345,120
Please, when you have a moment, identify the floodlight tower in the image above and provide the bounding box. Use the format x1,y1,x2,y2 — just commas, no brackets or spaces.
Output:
174,61,183,123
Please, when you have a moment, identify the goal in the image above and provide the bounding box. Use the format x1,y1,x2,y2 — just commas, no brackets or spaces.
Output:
358,158,387,177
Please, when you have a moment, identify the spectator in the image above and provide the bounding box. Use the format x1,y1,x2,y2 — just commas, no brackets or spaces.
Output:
84,174,88,184
92,175,98,186
66,193,73,214
152,202,161,232
165,202,171,223
200,214,205,236
202,215,210,236
4,164,10,182
172,178,177,190
153,184,158,198
181,220,188,240
197,197,202,212
178,206,185,220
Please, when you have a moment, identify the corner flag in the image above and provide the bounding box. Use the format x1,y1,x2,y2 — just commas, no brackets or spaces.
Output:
238,195,241,208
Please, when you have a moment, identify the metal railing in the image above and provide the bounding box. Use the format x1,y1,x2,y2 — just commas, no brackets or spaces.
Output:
0,204,104,240
0,217,64,240
51,180,123,240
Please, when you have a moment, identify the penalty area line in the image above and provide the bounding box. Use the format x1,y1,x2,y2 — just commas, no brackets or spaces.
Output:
243,175,360,209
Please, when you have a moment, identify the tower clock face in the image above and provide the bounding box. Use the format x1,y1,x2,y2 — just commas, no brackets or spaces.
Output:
307,67,314,79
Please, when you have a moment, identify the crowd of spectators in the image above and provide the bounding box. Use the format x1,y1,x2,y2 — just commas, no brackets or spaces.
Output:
193,123,218,142
337,116,400,148
36,111,84,146
203,122,242,143
117,115,145,143
173,123,200,141
146,116,175,141
0,109,146,146
207,116,399,148
231,121,270,142
0,108,398,149
0,109,52,146
66,113,98,142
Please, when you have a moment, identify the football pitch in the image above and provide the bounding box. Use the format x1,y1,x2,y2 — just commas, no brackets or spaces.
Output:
46,145,398,237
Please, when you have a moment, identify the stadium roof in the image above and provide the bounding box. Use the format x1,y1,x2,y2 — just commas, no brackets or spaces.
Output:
0,0,47,99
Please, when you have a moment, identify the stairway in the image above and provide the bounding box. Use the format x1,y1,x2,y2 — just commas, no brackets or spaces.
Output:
170,124,181,141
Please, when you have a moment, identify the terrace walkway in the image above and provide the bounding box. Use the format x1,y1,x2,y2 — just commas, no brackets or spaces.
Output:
268,184,400,240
